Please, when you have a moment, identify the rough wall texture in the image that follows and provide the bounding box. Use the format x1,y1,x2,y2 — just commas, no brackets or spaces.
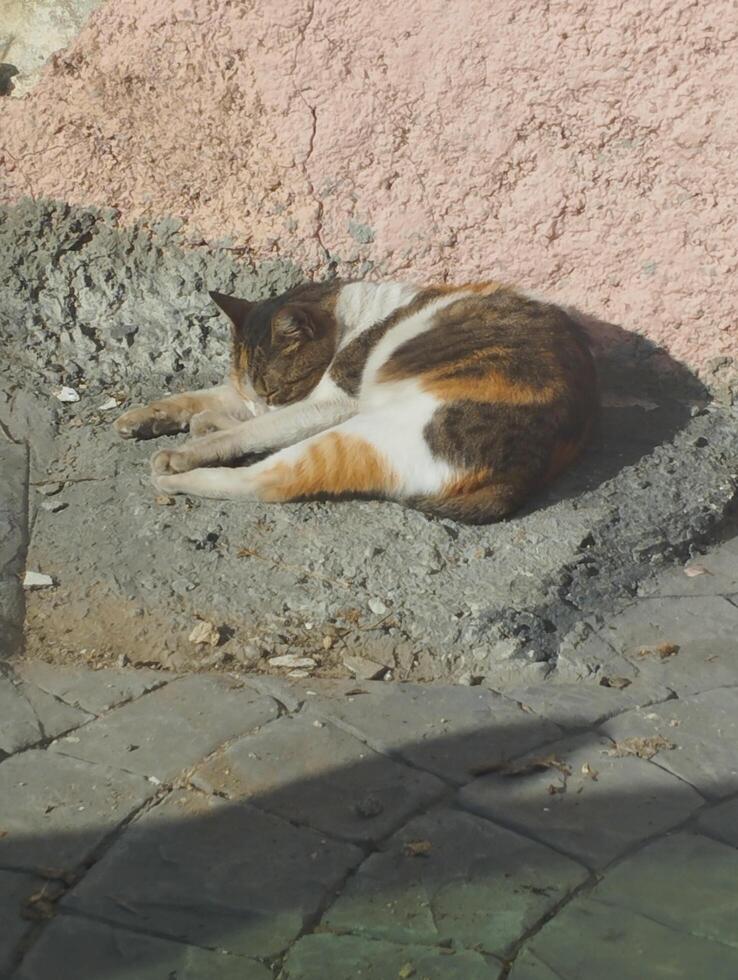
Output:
0,0,735,383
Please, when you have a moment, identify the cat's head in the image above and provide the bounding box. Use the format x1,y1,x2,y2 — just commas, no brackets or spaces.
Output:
209,284,339,406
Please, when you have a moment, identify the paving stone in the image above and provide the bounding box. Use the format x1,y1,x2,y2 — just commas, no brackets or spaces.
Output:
323,807,587,956
458,733,703,868
597,595,738,695
0,674,91,754
510,892,738,979
697,798,738,848
300,679,562,784
50,674,279,780
281,934,498,979
0,750,155,870
507,950,561,979
12,916,271,980
592,833,738,948
553,629,639,684
15,660,168,716
64,789,362,959
601,689,738,800
195,714,445,844
639,533,738,598
0,869,45,977
505,680,672,729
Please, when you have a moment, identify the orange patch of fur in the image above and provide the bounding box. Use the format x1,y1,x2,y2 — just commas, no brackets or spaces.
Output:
420,371,562,405
258,433,398,502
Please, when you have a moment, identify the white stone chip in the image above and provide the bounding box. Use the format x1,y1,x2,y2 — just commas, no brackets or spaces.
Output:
23,571,54,589
269,654,316,669
54,386,80,403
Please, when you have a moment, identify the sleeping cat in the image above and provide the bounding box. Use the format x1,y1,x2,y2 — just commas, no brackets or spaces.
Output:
115,280,598,524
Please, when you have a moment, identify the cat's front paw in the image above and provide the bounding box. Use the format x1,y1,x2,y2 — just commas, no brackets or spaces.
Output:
150,449,194,476
115,405,184,440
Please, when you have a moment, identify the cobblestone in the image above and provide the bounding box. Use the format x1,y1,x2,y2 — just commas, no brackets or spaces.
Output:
11,915,271,979
458,732,704,867
281,934,497,979
195,714,446,843
62,789,362,958
48,675,279,780
301,680,562,783
322,807,587,956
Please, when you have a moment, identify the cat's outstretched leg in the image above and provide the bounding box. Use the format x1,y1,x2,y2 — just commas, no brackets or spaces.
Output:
150,388,356,475
115,384,253,440
151,410,451,504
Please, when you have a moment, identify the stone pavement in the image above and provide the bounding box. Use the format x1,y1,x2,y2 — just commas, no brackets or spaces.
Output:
2,430,738,979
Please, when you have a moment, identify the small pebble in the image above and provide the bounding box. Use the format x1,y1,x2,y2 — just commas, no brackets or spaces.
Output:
23,571,54,590
37,483,63,496
54,386,80,403
269,654,316,669
368,598,388,616
40,500,68,513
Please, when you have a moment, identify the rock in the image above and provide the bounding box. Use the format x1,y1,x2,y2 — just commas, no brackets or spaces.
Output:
188,620,221,647
40,500,68,513
368,598,388,616
54,386,80,403
268,655,317,669
23,571,54,589
343,655,387,680
37,482,63,496
233,643,264,666
98,397,119,411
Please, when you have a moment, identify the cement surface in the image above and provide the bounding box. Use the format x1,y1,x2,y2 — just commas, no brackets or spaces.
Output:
1,200,736,681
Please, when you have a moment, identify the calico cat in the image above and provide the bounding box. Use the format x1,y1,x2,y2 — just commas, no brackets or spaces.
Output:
115,280,598,524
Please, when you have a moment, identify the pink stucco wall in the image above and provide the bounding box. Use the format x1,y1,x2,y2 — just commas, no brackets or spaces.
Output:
1,0,736,378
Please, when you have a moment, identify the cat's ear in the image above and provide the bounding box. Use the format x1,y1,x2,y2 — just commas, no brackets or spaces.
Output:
271,304,326,345
209,290,254,328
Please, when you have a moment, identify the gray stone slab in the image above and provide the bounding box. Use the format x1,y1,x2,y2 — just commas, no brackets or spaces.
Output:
639,533,738,598
12,915,271,980
0,750,154,871
698,798,738,848
323,807,587,956
601,689,738,800
553,626,641,684
0,870,44,977
281,935,498,979
592,833,738,948
0,674,91,754
505,679,672,730
50,674,279,780
510,893,738,979
300,679,562,784
195,714,445,844
15,660,168,716
458,733,703,868
64,789,362,959
597,595,738,695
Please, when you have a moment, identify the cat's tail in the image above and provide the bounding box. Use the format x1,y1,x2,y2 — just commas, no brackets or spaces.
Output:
409,482,524,525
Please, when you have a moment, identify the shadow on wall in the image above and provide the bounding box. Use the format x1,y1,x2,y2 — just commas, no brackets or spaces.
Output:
1,709,732,978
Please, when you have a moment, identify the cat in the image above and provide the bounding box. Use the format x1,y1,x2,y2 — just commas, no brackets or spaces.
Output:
114,280,598,524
